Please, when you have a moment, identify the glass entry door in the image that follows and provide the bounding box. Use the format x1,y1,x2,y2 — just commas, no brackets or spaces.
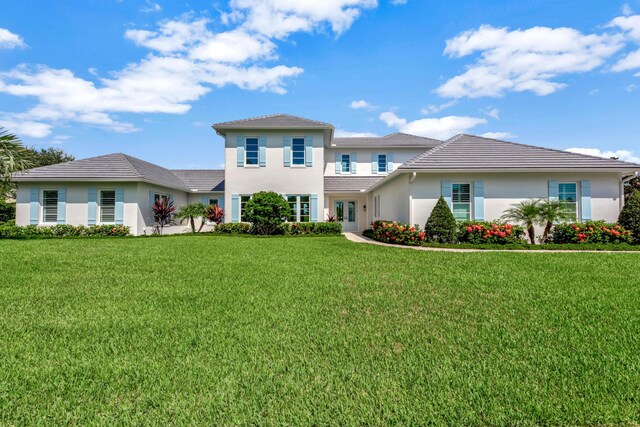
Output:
335,200,357,232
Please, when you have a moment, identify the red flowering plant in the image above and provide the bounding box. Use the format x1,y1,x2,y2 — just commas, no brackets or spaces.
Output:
547,221,633,244
371,220,425,246
457,221,525,244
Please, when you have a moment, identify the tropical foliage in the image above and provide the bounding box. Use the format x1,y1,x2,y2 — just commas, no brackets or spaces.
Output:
175,202,207,233
618,189,640,243
424,196,457,243
457,221,525,244
500,199,541,244
547,221,633,244
371,220,425,246
242,191,290,235
152,198,176,235
0,128,31,186
205,205,225,225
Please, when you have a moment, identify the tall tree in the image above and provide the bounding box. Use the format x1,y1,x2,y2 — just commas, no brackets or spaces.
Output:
0,128,31,186
625,176,640,202
28,147,75,168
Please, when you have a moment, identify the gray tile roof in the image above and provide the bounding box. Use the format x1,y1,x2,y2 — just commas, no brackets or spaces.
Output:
170,170,225,192
324,176,384,192
213,114,334,131
399,134,640,171
333,132,442,148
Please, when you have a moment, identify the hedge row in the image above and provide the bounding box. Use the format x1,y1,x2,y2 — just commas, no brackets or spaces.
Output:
0,224,130,239
457,221,525,244
371,220,425,246
212,222,343,235
547,221,633,244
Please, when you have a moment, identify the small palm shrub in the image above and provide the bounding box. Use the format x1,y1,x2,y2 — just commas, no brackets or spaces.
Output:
547,221,633,244
371,220,425,246
618,190,640,243
424,197,457,243
175,202,207,233
501,199,541,244
242,191,290,235
457,221,525,244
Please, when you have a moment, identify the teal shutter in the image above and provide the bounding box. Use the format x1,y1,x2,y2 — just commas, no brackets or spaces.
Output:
258,136,266,167
149,191,156,223
441,180,452,208
548,180,559,200
387,152,394,173
88,188,97,225
56,188,66,224
201,196,209,205
218,196,225,210
581,180,592,221
115,187,124,224
310,194,318,222
236,136,245,167
473,181,484,220
29,187,39,225
371,153,378,174
305,135,313,167
350,152,357,175
231,193,239,223
283,136,291,167
335,153,341,174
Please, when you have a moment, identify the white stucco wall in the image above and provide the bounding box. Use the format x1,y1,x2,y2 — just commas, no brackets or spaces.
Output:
371,174,411,225
324,147,426,176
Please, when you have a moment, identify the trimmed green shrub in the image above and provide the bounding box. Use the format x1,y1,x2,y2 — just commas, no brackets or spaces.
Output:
243,191,290,235
618,190,640,243
285,222,343,235
547,221,633,244
457,221,525,244
371,220,425,246
0,224,130,239
424,197,457,243
311,222,342,235
0,199,15,224
212,223,252,234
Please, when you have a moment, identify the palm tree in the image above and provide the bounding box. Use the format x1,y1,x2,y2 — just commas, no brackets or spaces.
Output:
501,199,541,244
175,202,208,233
0,128,32,185
537,198,576,243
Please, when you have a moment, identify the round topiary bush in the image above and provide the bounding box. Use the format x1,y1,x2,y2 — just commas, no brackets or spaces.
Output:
242,191,290,235
618,189,640,244
424,196,457,243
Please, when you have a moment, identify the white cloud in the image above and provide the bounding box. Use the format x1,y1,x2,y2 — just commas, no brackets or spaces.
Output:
566,147,640,164
626,83,638,92
480,132,515,139
0,117,52,138
0,28,26,49
483,107,500,120
51,135,71,144
334,129,378,137
437,24,625,98
421,100,456,115
349,99,377,110
622,4,633,16
379,111,486,139
610,14,640,40
141,0,162,13
611,48,640,72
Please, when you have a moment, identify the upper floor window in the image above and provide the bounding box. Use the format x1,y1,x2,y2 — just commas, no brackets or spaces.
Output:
287,195,310,222
378,154,387,174
245,137,259,165
292,137,305,165
341,154,351,173
452,183,471,221
559,182,578,219
240,195,251,222
42,190,58,223
100,190,116,223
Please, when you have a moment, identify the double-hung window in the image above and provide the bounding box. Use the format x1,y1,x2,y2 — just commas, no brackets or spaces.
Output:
292,137,305,165
100,190,116,223
378,154,387,174
287,195,310,222
240,195,251,222
341,154,351,173
452,183,471,220
559,182,578,219
208,198,218,207
245,137,259,165
42,190,58,223
154,193,170,204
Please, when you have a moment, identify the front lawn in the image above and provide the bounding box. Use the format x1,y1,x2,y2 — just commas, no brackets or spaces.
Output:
1,235,639,425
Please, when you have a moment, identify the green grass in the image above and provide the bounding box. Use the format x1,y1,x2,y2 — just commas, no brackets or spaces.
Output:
1,235,639,425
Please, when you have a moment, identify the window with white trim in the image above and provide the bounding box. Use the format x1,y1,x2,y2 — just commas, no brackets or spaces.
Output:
341,154,350,173
452,183,471,221
100,190,116,224
287,195,310,222
240,195,251,222
154,193,170,203
559,182,578,219
42,190,58,223
292,137,305,165
377,154,387,174
245,137,259,165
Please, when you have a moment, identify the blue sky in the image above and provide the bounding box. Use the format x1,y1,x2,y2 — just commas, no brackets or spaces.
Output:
1,0,639,168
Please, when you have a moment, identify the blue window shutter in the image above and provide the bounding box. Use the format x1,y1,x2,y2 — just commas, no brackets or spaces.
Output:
350,152,357,174
310,194,318,222
236,136,245,167
283,136,291,167
387,152,394,173
88,188,97,225
218,197,225,210
148,191,155,220
201,196,208,205
441,180,452,208
548,180,559,200
115,187,124,224
258,136,267,167
29,187,39,225
335,153,341,174
305,135,313,167
231,193,239,223
56,188,66,224
581,180,592,221
371,153,378,174
473,181,484,220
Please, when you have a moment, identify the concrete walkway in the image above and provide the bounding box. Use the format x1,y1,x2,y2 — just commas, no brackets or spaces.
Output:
343,232,640,254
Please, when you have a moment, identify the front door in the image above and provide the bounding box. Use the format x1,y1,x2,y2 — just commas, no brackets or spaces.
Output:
335,200,357,232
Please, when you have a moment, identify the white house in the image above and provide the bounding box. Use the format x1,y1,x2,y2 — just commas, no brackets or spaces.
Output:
12,114,640,235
